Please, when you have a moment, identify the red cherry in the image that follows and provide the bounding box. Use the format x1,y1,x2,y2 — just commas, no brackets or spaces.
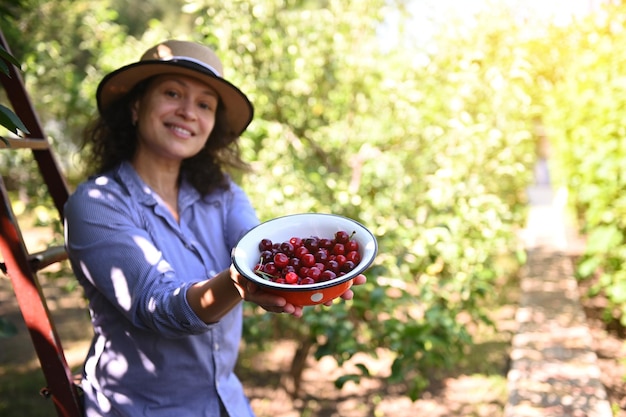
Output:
304,237,319,251
326,259,339,273
280,242,295,255
307,266,322,281
260,250,273,263
285,271,299,284
264,262,278,276
259,238,273,251
289,237,303,247
295,246,309,259
346,239,359,252
300,277,315,285
319,238,333,249
274,253,290,268
289,257,301,269
341,260,356,273
315,248,329,263
301,253,316,267
320,270,337,281
335,230,350,244
346,251,361,264
332,243,345,256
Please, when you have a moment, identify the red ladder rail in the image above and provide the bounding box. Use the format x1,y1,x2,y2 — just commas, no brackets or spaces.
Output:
0,28,83,417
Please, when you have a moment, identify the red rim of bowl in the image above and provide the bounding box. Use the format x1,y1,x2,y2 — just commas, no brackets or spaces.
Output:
232,213,378,292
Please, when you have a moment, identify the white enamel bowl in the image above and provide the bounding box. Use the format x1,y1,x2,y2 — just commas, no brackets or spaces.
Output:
232,213,378,306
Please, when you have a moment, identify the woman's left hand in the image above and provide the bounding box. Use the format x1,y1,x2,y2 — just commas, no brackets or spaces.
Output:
323,273,367,306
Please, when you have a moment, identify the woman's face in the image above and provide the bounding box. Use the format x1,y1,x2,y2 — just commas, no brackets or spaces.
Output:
131,74,219,163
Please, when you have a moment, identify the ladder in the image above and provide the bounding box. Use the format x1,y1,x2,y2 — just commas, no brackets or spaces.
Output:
0,28,83,417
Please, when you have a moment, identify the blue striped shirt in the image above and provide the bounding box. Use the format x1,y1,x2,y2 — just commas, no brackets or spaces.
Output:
64,161,259,416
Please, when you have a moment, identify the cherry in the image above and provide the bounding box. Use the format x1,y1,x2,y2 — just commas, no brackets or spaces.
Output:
259,238,273,251
319,238,333,249
301,253,316,267
285,271,299,284
346,239,359,253
326,259,339,273
320,270,337,281
335,254,347,266
260,250,273,263
346,251,361,264
307,266,322,281
335,230,350,244
341,260,355,273
289,257,301,269
304,237,319,251
280,242,295,256
294,246,309,259
315,248,329,263
274,253,290,268
332,243,345,256
264,262,278,276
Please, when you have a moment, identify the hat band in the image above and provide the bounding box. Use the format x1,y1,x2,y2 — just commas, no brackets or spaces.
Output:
165,56,222,77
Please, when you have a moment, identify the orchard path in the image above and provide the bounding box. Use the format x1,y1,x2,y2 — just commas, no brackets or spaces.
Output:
504,180,614,417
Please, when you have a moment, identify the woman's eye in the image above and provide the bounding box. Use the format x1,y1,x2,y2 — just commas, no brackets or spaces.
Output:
199,101,217,111
165,89,179,98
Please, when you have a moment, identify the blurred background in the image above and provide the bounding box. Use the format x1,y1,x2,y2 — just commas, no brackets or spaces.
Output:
0,0,624,416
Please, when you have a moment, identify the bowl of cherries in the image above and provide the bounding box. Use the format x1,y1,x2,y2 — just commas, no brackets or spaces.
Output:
232,213,378,306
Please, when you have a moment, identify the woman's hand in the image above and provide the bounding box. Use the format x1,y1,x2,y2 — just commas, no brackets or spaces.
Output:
324,273,367,306
230,265,304,317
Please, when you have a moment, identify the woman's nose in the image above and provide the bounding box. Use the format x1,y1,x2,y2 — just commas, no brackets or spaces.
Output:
176,99,196,119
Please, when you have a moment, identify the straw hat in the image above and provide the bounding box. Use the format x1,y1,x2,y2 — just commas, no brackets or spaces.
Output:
96,40,253,136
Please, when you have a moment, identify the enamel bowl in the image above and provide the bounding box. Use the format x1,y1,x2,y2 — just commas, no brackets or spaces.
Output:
232,213,377,306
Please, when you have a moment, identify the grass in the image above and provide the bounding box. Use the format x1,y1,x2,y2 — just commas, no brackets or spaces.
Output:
0,365,58,417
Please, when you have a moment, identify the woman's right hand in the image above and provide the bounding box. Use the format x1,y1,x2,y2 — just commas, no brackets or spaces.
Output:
230,265,304,317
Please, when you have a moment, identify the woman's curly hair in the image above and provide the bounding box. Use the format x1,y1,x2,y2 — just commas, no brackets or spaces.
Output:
82,77,251,196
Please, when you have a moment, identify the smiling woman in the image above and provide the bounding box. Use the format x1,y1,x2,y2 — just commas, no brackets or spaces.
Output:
62,38,368,417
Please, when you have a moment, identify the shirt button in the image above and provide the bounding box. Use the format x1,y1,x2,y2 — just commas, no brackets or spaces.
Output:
214,343,220,351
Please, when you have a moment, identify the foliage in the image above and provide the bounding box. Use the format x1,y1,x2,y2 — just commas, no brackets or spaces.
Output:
537,2,626,326
0,44,29,142
186,0,533,399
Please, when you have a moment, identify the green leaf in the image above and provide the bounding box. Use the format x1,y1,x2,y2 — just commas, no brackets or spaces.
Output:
354,363,371,377
607,279,626,304
0,57,8,77
0,44,20,67
585,225,622,254
577,256,601,278
0,317,18,338
0,104,29,135
334,374,361,389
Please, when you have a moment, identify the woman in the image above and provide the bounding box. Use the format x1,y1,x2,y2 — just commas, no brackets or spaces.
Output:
64,40,366,417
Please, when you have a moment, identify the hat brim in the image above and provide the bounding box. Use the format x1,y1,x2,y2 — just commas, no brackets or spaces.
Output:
97,60,254,136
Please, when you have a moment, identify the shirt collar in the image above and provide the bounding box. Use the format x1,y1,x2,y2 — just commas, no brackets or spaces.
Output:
112,161,202,209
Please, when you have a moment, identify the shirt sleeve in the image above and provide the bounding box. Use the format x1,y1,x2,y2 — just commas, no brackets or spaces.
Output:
64,181,212,338
224,180,260,251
